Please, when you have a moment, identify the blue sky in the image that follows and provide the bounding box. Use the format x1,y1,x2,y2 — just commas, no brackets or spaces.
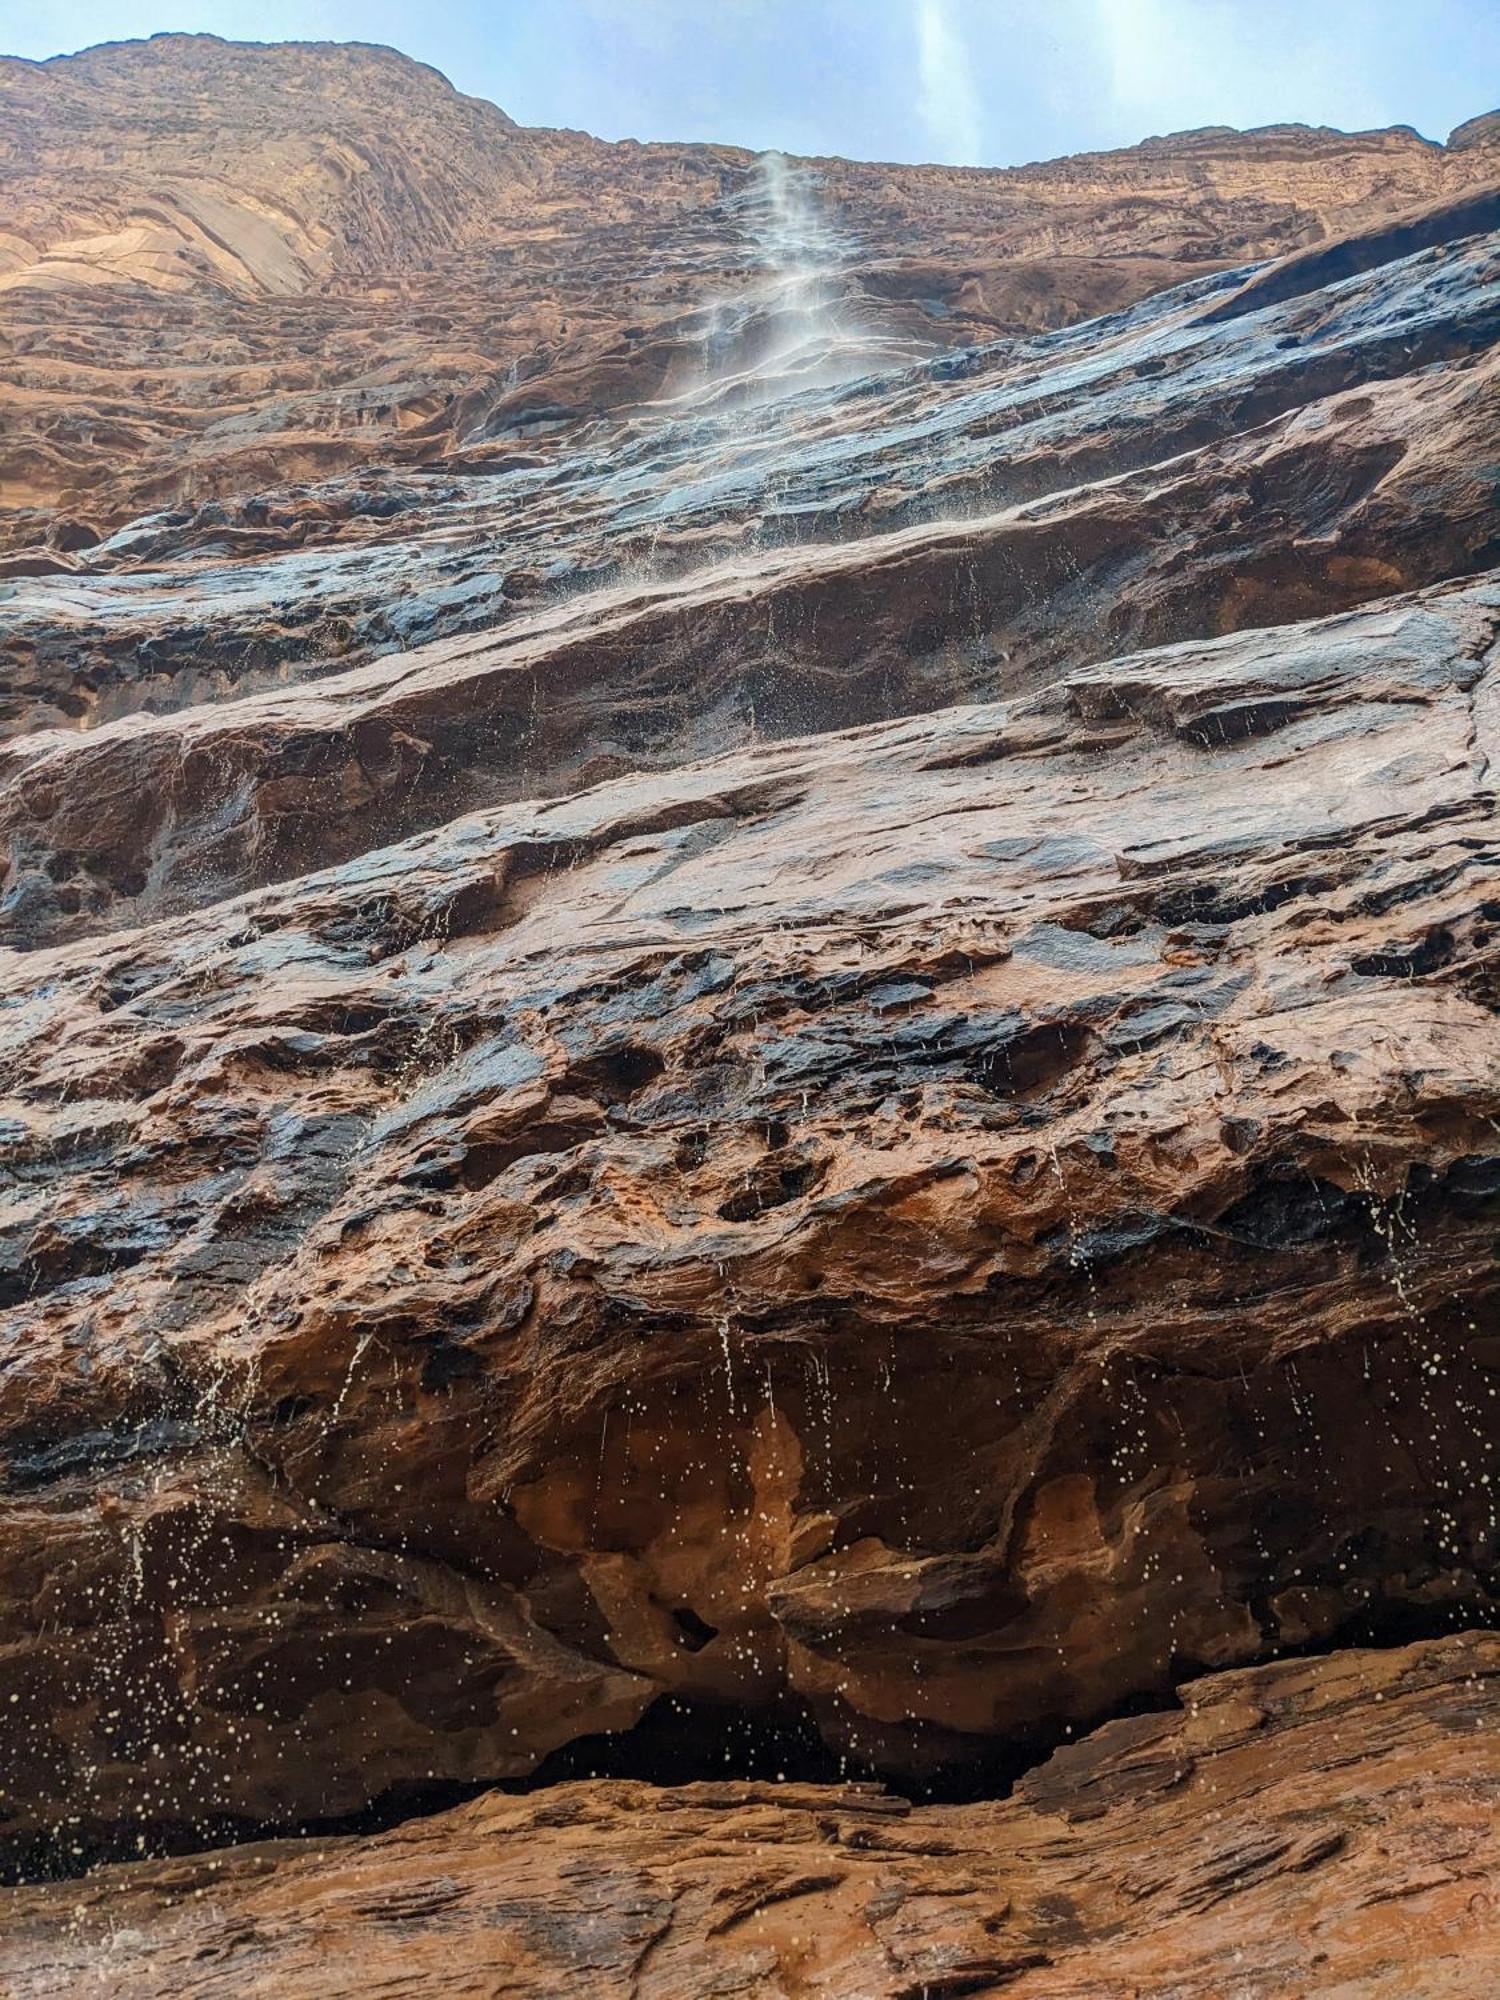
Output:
8,0,1499,166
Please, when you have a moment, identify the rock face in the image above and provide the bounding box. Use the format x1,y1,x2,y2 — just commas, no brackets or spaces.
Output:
3,33,1498,544
3,566,1500,1872
2,1635,1497,1996
2,33,1500,1995
3,179,1498,902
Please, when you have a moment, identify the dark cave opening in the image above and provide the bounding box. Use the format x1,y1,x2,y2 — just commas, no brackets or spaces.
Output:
8,1586,1496,1890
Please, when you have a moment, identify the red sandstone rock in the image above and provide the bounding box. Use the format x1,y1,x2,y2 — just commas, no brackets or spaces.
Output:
1,572,1497,1861
2,195,1497,901
2,36,1497,537
1,1635,1496,1996
2,34,1499,1994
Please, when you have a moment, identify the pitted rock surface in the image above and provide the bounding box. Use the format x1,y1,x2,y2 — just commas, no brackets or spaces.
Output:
3,202,1499,931
1,33,1499,1995
1,574,1498,1858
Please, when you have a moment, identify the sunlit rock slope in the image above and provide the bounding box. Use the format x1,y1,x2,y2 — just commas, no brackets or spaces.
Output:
1,33,1499,1996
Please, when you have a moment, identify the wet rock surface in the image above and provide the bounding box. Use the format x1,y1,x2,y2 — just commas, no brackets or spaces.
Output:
1,181,1498,754
1,1635,1496,1996
1,572,1498,1864
4,36,1495,533
3,38,1499,722
2,32,1500,1996
4,204,1499,938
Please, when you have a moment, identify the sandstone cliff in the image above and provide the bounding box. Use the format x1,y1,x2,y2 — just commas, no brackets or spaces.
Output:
1,33,1499,1997
3,33,1497,541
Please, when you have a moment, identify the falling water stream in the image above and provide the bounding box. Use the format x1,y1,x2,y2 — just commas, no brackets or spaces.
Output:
661,150,927,409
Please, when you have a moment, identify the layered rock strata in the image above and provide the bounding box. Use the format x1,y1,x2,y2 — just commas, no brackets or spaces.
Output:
2,34,1499,1996
3,35,1499,543
1,570,1498,1865
3,195,1498,933
1,1636,1497,1996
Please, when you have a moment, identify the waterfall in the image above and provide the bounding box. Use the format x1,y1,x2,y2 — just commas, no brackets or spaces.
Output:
669,151,920,409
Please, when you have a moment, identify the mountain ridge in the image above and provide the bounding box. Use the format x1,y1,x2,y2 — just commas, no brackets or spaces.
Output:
2,35,1496,543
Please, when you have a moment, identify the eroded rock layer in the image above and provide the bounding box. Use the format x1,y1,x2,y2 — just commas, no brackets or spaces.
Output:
2,33,1499,545
2,571,1498,1863
2,33,1499,1993
1,1636,1496,1996
3,193,1498,934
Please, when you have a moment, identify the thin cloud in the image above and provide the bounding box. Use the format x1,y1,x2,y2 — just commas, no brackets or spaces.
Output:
1090,0,1390,138
915,0,984,165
